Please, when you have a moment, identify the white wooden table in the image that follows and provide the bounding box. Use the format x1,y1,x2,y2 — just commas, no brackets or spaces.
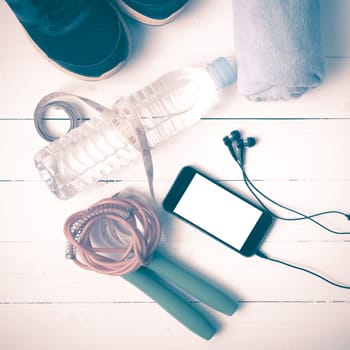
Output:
1,1,349,349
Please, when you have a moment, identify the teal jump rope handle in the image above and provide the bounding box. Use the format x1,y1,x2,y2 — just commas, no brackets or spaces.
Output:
123,267,216,340
148,251,238,316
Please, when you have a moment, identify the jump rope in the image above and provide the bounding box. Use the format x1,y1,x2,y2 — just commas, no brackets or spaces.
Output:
223,130,350,290
63,191,237,340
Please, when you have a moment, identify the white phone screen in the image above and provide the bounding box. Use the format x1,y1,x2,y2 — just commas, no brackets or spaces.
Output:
173,173,263,250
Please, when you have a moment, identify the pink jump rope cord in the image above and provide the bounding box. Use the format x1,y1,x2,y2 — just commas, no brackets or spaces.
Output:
63,193,161,275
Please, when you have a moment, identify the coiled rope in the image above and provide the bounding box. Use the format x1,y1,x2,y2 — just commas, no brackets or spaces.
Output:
63,193,161,276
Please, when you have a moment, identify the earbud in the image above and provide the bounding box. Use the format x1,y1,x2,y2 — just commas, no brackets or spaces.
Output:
237,137,256,166
230,130,241,141
237,137,256,149
223,130,256,166
223,130,241,145
223,130,244,162
223,130,241,164
223,135,239,162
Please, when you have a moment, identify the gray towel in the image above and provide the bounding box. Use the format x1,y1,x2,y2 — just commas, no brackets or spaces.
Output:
233,0,324,101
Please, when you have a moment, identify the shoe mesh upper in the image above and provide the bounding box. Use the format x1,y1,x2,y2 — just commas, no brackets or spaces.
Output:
6,0,130,77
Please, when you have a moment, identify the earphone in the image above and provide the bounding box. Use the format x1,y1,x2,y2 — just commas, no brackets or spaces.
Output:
223,130,256,166
223,130,350,289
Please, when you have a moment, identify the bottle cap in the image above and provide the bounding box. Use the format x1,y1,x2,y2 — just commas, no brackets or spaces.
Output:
208,57,237,89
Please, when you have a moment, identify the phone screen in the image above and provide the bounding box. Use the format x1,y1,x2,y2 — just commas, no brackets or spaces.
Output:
163,167,272,256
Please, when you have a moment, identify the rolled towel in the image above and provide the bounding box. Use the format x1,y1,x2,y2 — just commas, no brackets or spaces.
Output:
233,0,324,101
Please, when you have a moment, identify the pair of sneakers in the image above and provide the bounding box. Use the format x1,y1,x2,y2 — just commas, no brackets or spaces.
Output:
5,0,190,80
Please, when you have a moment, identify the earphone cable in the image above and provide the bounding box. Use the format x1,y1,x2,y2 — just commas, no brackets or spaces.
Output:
256,250,350,290
241,169,350,288
224,132,350,289
236,160,350,235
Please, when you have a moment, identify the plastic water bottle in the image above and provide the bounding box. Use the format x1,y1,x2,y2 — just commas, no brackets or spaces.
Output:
34,57,236,200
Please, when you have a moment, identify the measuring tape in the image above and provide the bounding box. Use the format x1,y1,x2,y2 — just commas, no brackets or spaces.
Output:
34,92,155,199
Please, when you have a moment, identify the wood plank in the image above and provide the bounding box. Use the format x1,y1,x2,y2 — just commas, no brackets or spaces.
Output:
1,241,349,302
0,119,349,180
0,178,349,242
0,302,349,350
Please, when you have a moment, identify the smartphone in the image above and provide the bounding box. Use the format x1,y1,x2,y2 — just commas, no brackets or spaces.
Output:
162,166,273,257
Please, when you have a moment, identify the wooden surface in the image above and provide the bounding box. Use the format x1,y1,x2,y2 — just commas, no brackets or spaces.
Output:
1,1,350,349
